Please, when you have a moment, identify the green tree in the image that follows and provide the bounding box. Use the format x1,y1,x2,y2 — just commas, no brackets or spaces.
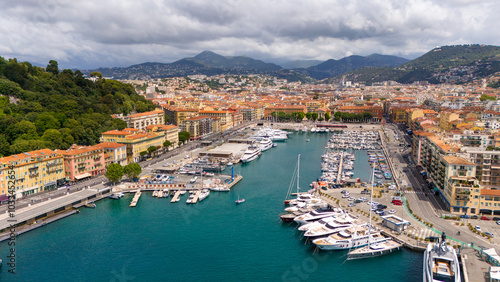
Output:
105,163,124,184
178,141,183,147
41,129,63,149
179,131,190,143
305,113,312,120
297,112,305,121
35,112,61,134
89,71,102,78
123,163,142,181
324,112,331,121
46,60,59,75
480,94,496,101
311,112,319,121
164,114,170,124
0,134,10,156
163,140,173,151
147,146,157,155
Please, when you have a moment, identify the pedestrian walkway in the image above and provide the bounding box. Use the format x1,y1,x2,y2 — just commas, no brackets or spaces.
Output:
406,226,437,239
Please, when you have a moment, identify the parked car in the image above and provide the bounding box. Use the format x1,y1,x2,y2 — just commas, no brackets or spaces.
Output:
475,226,482,232
341,190,348,194
485,232,494,238
481,216,491,221
497,220,500,225
348,203,356,207
389,209,396,214
471,215,479,219
342,194,350,198
377,204,387,210
492,217,500,221
321,186,328,191
459,215,470,219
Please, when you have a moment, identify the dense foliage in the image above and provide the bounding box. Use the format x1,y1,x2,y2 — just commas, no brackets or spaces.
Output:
0,57,156,157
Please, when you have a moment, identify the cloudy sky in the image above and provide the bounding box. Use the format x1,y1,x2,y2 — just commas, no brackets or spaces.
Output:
1,0,499,69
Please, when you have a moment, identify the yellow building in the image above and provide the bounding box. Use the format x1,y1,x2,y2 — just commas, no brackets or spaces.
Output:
101,128,166,163
0,149,65,198
199,110,232,132
162,106,198,126
146,124,180,149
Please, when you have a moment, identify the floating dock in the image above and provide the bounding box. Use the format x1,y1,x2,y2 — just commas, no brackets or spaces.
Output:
171,190,182,203
191,190,202,204
130,189,142,207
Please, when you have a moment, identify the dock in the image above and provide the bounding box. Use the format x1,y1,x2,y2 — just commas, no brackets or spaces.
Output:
191,190,202,204
171,190,182,203
130,189,142,207
337,151,344,184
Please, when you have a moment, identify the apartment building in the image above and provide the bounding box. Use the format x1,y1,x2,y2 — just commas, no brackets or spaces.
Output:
199,110,232,132
162,106,198,126
101,129,166,163
0,149,65,198
113,109,165,130
55,144,107,182
180,116,213,140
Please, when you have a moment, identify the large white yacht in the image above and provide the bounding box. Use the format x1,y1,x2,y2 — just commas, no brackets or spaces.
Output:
240,145,262,163
312,225,386,250
303,215,356,238
293,207,343,225
423,233,461,282
259,138,273,152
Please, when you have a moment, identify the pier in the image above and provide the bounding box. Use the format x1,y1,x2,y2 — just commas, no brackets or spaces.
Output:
336,151,344,184
170,190,182,203
130,189,142,207
191,190,202,204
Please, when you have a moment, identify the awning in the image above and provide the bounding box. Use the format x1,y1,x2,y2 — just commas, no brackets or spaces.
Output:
75,173,92,180
44,181,56,187
452,206,469,209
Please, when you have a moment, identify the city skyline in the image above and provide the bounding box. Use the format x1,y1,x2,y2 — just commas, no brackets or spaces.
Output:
1,0,499,69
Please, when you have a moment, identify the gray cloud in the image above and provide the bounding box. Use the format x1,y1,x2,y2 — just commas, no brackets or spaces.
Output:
0,0,498,69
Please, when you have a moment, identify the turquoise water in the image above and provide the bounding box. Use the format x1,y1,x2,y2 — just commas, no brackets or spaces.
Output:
0,132,422,281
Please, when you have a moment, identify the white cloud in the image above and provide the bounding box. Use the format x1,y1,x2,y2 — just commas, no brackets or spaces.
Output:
0,0,498,68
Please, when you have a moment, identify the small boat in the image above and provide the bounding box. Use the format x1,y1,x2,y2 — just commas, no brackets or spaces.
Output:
306,139,310,142
109,192,124,199
227,162,233,166
85,202,96,208
272,143,277,147
236,196,245,204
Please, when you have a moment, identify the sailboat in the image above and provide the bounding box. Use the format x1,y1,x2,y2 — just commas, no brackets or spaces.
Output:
235,195,245,204
346,167,401,260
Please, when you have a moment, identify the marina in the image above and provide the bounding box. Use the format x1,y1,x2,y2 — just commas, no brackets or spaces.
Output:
0,130,432,281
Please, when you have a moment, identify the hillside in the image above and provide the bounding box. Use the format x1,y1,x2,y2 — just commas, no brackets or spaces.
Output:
300,54,408,80
0,57,157,157
335,45,500,85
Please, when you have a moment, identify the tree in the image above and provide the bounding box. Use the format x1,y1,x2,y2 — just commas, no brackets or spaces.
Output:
311,112,319,121
123,163,142,181
46,60,59,75
334,111,342,121
305,113,312,120
324,112,331,121
297,112,305,121
163,140,173,151
480,94,496,101
147,146,157,156
164,114,170,124
179,131,190,143
178,141,183,147
89,71,102,78
105,163,123,184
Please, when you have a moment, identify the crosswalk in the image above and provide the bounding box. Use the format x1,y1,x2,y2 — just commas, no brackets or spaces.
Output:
406,226,437,239
403,190,427,195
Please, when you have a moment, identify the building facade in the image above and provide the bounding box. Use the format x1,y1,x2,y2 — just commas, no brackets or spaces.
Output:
56,144,107,182
0,149,65,198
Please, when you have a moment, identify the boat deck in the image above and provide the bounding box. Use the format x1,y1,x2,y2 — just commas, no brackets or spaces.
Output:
191,190,202,204
347,239,402,260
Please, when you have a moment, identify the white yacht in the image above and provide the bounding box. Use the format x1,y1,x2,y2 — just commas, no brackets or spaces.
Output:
303,215,356,238
423,233,461,282
312,225,387,250
240,146,262,163
259,138,273,152
293,208,343,225
298,216,337,232
198,189,210,201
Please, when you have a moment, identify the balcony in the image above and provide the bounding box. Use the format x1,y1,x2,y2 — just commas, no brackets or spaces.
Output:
455,195,470,201
46,162,58,167
29,166,39,170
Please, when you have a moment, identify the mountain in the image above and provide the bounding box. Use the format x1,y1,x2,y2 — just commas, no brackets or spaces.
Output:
332,45,500,85
299,54,409,80
87,51,283,80
281,60,323,69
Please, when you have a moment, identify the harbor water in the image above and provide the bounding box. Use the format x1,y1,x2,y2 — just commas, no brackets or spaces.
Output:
0,132,422,281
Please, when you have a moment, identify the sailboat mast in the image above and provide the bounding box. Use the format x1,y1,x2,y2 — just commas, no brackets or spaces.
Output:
297,154,301,193
368,166,375,246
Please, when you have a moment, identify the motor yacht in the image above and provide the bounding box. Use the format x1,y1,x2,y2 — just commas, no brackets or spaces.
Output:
423,232,461,282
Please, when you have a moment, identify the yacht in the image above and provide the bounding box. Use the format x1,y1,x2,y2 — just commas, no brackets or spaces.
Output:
293,208,342,225
312,225,386,250
240,146,262,163
198,189,210,201
108,192,124,199
423,233,461,282
259,138,273,152
303,215,356,238
298,216,337,232
190,176,198,183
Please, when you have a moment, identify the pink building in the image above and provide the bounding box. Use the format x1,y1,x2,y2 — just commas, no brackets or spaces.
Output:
55,144,106,182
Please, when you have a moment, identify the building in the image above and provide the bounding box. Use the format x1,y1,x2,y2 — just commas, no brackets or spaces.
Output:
336,105,383,121
0,149,65,198
180,116,213,140
55,144,107,182
96,142,128,166
162,106,198,126
199,110,232,132
440,155,478,214
113,109,165,131
100,129,166,163
264,105,307,117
